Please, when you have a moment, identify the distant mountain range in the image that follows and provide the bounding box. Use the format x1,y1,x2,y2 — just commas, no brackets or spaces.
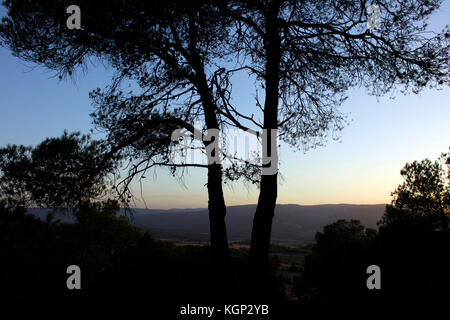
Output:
28,204,386,243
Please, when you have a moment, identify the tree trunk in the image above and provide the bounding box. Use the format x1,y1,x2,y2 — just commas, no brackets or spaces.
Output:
249,1,281,281
195,64,231,275
207,162,230,269
249,173,278,276
203,97,231,298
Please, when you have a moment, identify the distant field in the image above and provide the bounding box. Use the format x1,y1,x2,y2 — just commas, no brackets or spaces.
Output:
269,243,313,269
167,239,313,272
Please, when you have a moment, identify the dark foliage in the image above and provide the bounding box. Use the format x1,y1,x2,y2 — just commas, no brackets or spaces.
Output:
0,131,118,208
379,151,449,231
0,200,287,312
295,152,450,309
295,219,377,303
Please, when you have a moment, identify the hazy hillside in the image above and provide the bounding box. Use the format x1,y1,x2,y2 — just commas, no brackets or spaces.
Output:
132,204,385,242
28,204,386,243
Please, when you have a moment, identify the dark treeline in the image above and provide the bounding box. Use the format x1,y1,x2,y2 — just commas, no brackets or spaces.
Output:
0,133,284,314
0,201,254,298
296,151,450,310
1,132,448,314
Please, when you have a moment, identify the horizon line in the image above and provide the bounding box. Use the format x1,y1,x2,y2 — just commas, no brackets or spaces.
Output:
127,202,389,211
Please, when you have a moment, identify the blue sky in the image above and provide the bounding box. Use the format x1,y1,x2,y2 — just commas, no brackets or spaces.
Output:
1,3,449,209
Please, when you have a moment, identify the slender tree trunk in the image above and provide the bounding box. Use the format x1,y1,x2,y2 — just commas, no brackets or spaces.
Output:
249,1,281,280
195,65,231,273
203,93,231,297
249,174,278,274
180,15,230,274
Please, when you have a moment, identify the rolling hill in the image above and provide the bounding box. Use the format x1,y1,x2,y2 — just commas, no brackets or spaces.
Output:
29,204,386,243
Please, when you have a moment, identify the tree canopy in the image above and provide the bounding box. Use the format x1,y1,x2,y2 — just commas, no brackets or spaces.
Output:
380,150,449,231
0,131,117,208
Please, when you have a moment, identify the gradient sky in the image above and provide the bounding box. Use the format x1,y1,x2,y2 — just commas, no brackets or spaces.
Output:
1,3,449,209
